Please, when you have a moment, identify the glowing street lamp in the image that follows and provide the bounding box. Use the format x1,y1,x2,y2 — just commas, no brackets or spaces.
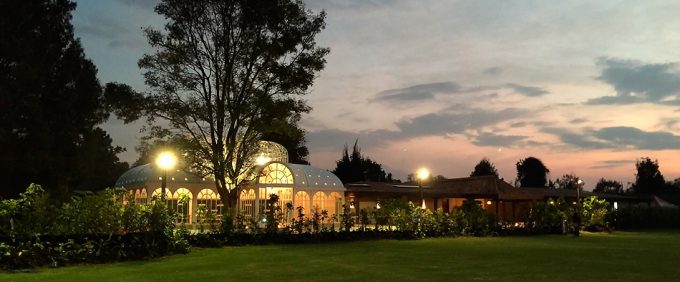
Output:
417,168,429,209
156,151,177,201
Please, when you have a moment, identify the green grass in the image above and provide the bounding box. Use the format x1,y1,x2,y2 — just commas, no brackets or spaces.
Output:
2,231,680,281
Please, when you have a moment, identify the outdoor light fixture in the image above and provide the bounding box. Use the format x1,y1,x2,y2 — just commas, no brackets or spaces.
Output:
416,167,430,210
575,179,584,236
156,151,177,170
417,168,430,180
614,201,618,209
376,202,381,209
156,151,177,201
549,200,555,205
486,200,492,205
255,155,271,166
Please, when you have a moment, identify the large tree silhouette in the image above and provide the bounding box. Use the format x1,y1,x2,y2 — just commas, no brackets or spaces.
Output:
554,174,582,190
137,0,328,213
332,140,389,183
631,157,665,194
593,178,624,194
0,0,128,198
515,157,550,187
470,158,499,177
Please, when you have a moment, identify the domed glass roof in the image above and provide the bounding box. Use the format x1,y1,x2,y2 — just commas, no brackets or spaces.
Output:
288,163,344,190
255,141,289,163
115,164,208,188
257,161,344,191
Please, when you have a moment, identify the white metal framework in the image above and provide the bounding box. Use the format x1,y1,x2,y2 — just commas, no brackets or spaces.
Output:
115,141,345,224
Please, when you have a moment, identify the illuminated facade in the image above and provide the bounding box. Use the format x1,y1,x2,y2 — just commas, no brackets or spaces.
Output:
115,141,345,224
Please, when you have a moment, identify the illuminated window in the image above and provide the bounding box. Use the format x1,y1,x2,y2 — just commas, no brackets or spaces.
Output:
294,191,310,214
259,163,294,184
328,192,343,219
258,187,294,223
312,191,327,212
197,189,222,219
139,189,147,204
172,188,193,224
239,189,256,218
152,188,172,200
133,189,141,204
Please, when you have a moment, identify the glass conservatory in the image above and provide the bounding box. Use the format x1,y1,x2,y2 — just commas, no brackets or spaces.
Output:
115,141,345,224
238,161,345,223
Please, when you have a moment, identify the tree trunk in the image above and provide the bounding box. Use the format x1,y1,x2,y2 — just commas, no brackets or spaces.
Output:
228,189,239,220
214,173,231,215
214,172,242,224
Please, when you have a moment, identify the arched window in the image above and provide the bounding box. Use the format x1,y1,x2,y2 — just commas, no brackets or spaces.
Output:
139,188,148,204
280,189,293,207
197,189,222,220
259,163,294,184
152,188,172,201
239,189,256,218
134,189,141,203
172,188,193,223
294,191,310,215
312,192,327,212
328,192,342,219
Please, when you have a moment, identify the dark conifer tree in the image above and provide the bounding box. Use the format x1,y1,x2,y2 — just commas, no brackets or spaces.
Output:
470,158,499,177
631,157,665,194
332,140,389,183
0,0,128,198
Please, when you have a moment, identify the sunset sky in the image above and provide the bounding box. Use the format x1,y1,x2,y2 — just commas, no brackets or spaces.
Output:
73,0,680,189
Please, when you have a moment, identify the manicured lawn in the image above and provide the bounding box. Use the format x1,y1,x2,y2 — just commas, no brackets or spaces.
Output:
2,231,680,281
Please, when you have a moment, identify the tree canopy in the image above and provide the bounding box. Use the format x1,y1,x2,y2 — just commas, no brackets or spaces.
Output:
470,158,499,178
137,0,329,212
554,174,582,190
0,0,128,198
515,157,550,187
593,178,624,194
631,157,665,194
332,140,390,183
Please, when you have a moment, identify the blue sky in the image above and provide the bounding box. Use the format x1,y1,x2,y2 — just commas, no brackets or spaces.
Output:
73,0,680,188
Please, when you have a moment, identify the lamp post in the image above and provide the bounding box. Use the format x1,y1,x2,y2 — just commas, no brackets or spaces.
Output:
417,168,430,209
576,179,582,206
574,179,583,236
156,151,177,201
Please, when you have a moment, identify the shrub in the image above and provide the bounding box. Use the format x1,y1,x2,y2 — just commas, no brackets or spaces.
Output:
581,196,612,231
53,189,128,235
265,194,282,234
527,200,566,234
359,208,370,231
290,206,308,234
0,184,54,237
339,204,354,232
458,201,493,236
